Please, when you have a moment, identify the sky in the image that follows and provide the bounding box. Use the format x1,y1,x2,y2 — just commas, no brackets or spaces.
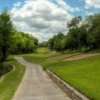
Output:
0,0,100,42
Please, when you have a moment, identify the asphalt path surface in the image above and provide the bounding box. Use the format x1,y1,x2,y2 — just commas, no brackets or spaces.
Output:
12,57,71,100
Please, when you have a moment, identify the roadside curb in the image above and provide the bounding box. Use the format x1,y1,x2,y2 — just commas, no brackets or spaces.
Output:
45,69,90,100
38,64,44,71
0,64,15,82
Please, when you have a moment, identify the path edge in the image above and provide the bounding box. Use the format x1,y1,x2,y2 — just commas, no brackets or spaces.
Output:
45,69,90,100
0,64,15,82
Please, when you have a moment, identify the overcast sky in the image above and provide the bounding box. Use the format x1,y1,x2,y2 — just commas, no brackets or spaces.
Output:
0,0,100,42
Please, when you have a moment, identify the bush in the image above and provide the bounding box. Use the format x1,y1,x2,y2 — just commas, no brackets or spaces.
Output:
0,63,13,77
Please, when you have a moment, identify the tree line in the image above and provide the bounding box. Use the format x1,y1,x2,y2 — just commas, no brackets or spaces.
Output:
38,12,100,53
10,31,38,54
0,8,38,64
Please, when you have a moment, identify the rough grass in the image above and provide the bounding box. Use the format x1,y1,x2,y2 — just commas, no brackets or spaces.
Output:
0,56,26,100
37,47,56,54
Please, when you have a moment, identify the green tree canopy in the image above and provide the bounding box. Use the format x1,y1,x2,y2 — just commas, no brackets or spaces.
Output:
0,7,14,62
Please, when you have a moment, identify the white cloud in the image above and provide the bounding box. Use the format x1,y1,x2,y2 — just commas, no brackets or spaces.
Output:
56,0,81,12
11,0,75,42
86,11,94,15
13,2,21,7
85,0,100,9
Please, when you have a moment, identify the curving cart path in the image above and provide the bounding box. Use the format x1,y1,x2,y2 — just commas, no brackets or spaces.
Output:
12,57,71,100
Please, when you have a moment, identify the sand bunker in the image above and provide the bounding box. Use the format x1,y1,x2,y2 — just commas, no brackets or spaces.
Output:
62,53,100,61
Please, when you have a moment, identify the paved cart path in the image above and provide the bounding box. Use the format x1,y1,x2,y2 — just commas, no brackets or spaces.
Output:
12,57,71,100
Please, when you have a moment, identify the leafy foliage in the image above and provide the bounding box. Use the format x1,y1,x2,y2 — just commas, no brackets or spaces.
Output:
0,8,14,63
39,13,100,53
0,8,38,64
10,32,38,54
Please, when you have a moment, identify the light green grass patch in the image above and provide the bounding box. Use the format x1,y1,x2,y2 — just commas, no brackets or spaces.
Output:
23,53,61,64
22,52,100,99
40,53,81,69
47,54,100,100
0,57,26,100
6,52,100,100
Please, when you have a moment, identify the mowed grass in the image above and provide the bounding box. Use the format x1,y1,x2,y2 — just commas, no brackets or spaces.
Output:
40,53,81,69
47,54,100,100
23,53,61,64
4,52,100,100
23,53,80,68
22,52,100,100
0,56,26,100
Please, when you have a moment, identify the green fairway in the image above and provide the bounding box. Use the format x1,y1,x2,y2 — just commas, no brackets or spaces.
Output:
0,56,26,100
23,53,100,100
47,54,100,100
23,53,80,69
23,53,61,64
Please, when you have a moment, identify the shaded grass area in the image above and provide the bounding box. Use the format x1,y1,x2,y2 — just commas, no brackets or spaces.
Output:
89,48,100,53
0,56,26,100
0,63,13,77
47,54,100,100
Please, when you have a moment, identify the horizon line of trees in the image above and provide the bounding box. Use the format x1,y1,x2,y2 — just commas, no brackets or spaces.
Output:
10,31,38,54
38,12,100,53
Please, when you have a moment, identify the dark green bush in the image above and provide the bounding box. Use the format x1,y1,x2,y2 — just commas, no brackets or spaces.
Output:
0,63,13,77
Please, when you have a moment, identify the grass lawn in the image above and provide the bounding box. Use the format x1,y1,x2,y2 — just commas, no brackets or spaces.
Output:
47,54,100,100
0,56,26,100
22,52,100,100
23,53,80,69
23,53,61,64
2,51,100,100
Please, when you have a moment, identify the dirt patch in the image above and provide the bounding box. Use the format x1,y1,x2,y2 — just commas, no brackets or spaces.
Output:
46,54,72,60
62,53,100,61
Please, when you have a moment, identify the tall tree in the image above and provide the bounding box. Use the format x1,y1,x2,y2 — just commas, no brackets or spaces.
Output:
48,35,56,49
67,28,78,52
86,13,100,49
0,7,14,62
53,32,65,53
67,16,83,52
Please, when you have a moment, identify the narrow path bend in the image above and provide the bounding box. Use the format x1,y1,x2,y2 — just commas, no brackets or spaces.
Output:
12,57,71,100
